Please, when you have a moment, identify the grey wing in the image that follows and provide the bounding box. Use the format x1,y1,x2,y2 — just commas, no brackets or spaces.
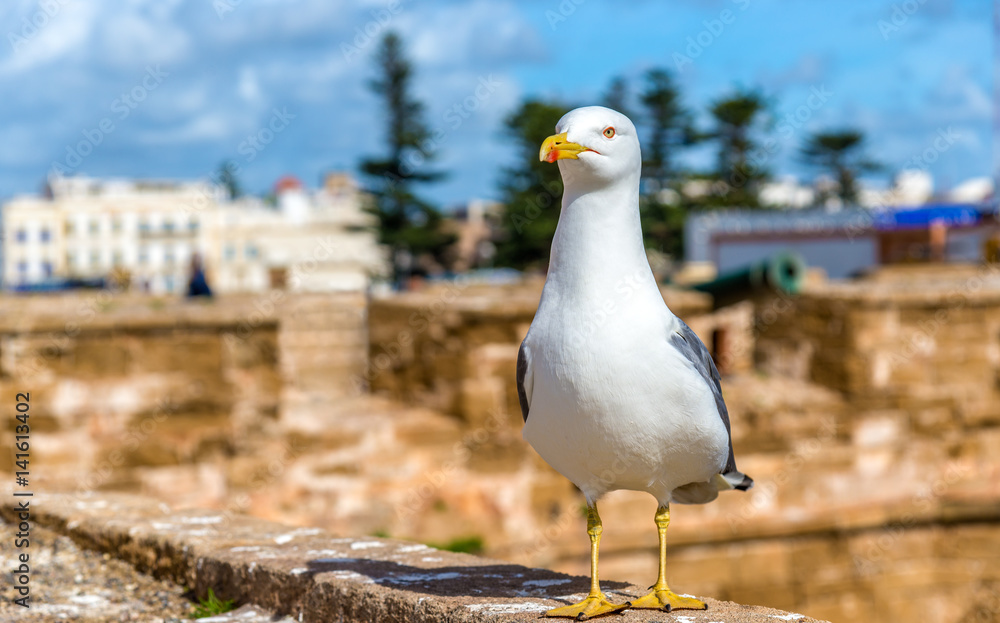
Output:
671,319,753,491
516,340,530,422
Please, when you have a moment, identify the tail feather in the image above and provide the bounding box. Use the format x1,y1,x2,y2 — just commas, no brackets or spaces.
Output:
719,470,754,491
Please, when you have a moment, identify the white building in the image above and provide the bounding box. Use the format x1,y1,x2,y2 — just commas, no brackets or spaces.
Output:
206,174,387,292
1,173,386,294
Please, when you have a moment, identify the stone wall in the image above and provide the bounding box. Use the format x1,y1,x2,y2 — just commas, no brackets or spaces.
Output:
0,291,367,497
755,262,1000,424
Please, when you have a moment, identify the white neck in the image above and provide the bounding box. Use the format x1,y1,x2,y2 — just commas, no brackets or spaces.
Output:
546,169,657,298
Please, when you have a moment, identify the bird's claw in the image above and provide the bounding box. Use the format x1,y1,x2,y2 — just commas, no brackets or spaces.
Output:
546,594,629,620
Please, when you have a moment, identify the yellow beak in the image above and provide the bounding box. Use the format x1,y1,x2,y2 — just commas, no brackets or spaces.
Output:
539,132,594,163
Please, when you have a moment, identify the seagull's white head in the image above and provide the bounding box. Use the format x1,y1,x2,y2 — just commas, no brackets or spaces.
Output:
539,106,641,189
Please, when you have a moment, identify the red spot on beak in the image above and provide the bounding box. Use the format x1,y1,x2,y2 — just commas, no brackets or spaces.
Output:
545,151,559,163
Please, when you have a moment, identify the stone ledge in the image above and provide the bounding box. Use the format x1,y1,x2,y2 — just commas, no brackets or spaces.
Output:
2,493,829,622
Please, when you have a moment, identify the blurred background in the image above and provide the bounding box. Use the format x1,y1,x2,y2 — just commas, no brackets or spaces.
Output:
0,1,997,621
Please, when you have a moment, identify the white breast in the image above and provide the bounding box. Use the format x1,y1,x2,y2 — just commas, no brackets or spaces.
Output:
522,290,730,503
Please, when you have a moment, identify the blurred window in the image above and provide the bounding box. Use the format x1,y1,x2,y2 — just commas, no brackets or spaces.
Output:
42,261,53,278
245,243,258,259
40,229,51,243
15,229,26,243
65,221,75,236
90,250,100,266
224,244,236,260
112,217,123,233
89,219,99,235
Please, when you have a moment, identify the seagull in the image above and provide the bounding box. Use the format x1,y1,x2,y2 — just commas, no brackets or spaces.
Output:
517,106,753,620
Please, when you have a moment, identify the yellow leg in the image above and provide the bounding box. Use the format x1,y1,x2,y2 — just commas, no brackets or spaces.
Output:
630,505,707,612
546,503,629,620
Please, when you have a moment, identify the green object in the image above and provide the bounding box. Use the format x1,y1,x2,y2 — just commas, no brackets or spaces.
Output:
193,587,236,618
428,536,485,555
691,252,806,309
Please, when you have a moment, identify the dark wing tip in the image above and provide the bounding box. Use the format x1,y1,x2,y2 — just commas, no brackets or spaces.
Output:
718,469,753,492
516,341,529,423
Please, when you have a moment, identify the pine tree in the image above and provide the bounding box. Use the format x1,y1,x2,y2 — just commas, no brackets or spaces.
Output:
217,161,242,200
706,89,771,208
358,31,455,283
640,68,694,187
801,130,880,205
637,68,696,259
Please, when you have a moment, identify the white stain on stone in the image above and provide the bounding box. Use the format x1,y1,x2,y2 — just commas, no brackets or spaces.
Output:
770,614,806,621
151,522,177,531
466,602,551,614
74,500,109,510
350,541,385,550
178,515,224,524
326,570,373,583
291,567,310,575
291,528,322,536
274,534,295,545
306,549,344,556
69,594,108,606
397,544,430,553
230,546,262,552
182,529,213,537
523,579,571,588
421,557,443,562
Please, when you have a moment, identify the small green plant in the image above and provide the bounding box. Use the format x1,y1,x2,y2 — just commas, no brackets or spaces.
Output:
192,587,235,618
372,529,390,538
429,536,484,555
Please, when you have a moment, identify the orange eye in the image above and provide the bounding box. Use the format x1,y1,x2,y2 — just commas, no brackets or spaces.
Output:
603,127,615,138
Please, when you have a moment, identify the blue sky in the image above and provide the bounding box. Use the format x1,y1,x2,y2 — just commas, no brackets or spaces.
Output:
0,0,992,207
